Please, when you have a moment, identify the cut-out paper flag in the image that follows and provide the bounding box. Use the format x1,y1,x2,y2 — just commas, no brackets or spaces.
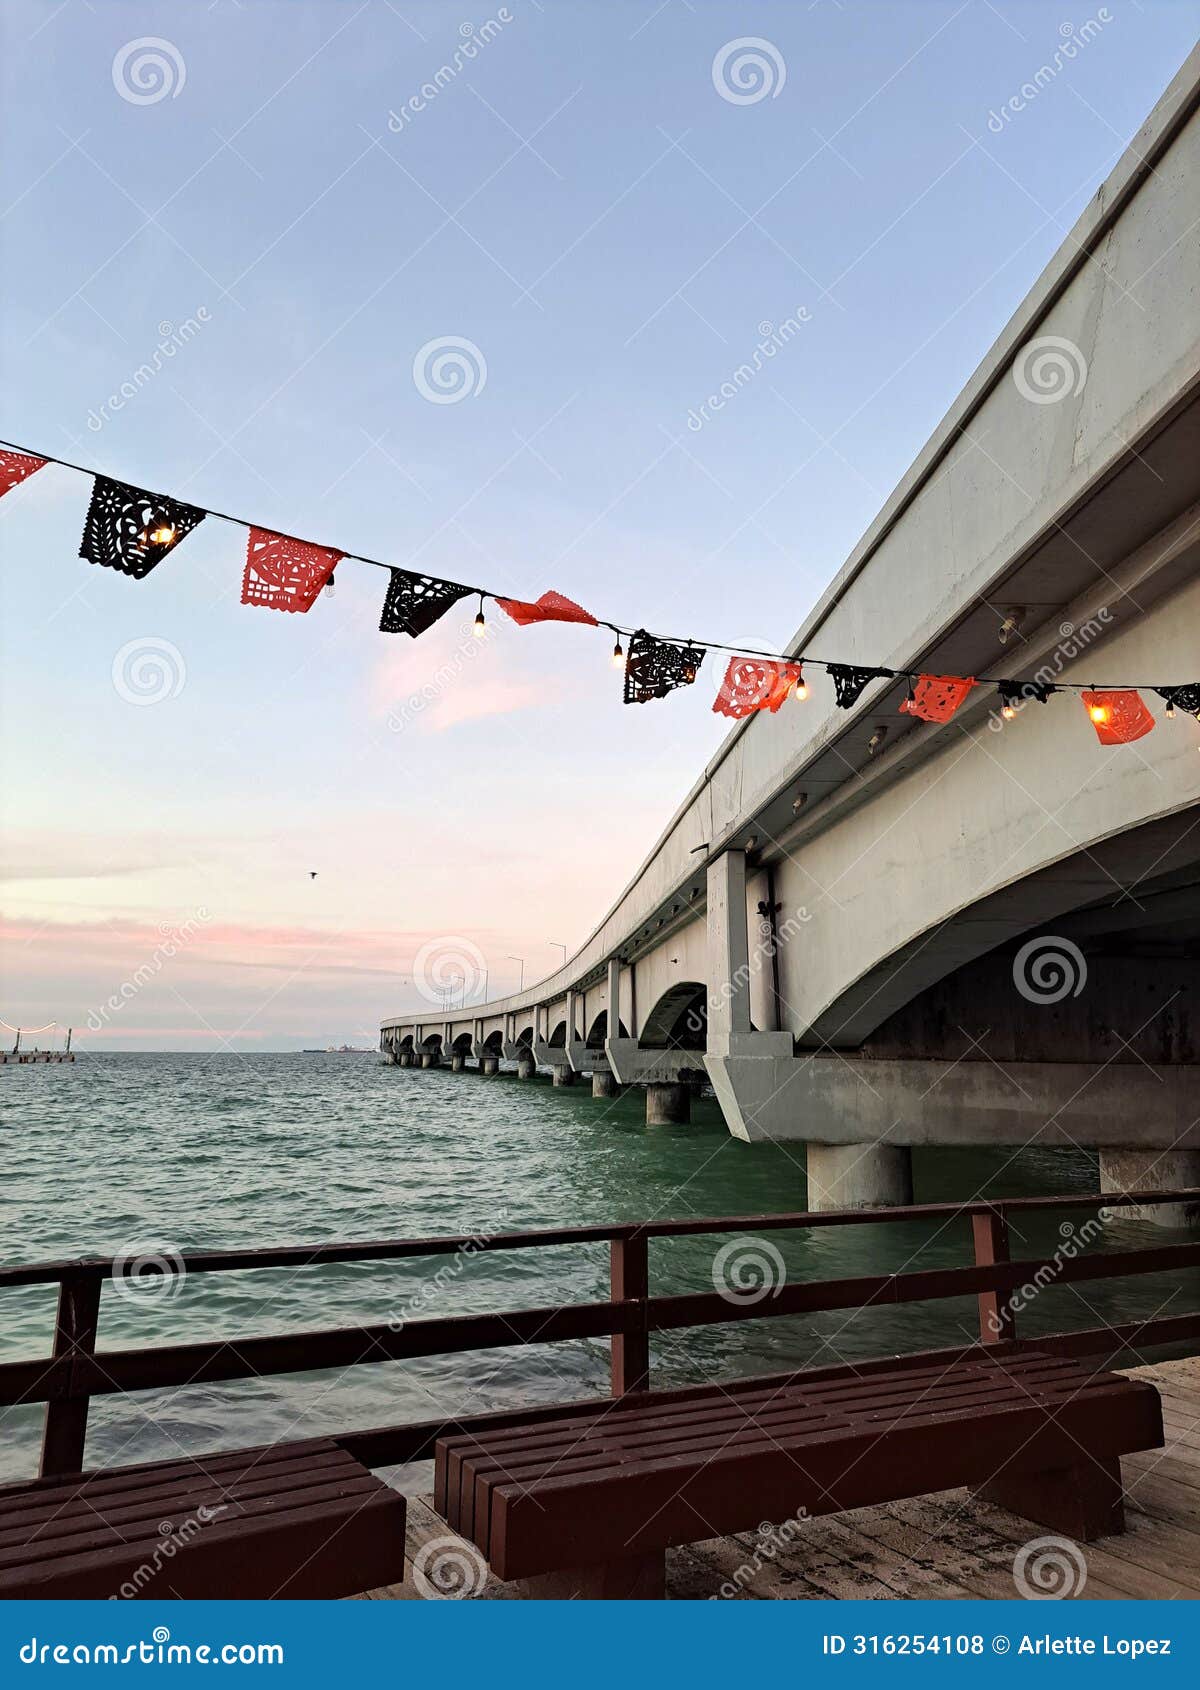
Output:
79,477,206,579
624,630,705,704
713,657,804,720
828,663,892,709
496,591,598,627
1082,689,1155,745
0,450,47,501
1156,685,1200,719
899,674,976,723
379,567,472,637
241,527,341,613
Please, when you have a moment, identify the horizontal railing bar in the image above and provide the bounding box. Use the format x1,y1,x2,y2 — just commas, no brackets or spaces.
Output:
647,1240,1200,1332
2,1188,1196,1290
0,1300,636,1407
4,1238,1196,1408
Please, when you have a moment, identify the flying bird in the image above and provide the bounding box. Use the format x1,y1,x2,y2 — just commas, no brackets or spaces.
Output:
309,871,318,879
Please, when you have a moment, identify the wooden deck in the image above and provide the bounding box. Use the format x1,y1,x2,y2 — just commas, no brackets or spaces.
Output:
357,1357,1200,1601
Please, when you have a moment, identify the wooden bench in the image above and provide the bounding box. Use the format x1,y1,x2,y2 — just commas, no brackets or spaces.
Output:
435,1350,1163,1598
0,1437,407,1600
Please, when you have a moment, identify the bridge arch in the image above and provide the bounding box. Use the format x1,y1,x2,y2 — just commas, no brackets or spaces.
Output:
638,983,707,1050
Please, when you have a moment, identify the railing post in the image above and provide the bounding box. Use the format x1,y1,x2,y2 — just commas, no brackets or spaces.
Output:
40,1268,103,1477
972,1208,1014,1345
610,1234,649,1395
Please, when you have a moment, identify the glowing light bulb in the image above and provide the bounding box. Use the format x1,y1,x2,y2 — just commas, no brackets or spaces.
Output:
1089,703,1110,726
473,608,486,637
148,523,176,547
1001,703,1017,721
611,640,624,668
794,673,809,701
1165,701,1176,719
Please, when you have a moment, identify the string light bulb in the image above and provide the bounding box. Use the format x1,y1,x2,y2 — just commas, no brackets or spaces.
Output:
1001,701,1017,721
323,566,336,598
794,665,809,701
148,523,176,547
1088,702,1110,726
1165,699,1176,719
473,595,486,638
611,638,624,669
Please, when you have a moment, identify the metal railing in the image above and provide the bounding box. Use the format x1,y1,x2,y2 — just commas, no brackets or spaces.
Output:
2,1188,1198,1479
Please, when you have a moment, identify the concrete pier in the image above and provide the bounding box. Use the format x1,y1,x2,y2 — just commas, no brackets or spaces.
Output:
516,1053,536,1079
592,1071,618,1099
1100,1149,1200,1227
551,1067,575,1088
451,1052,468,1073
481,1056,500,1076
646,1082,690,1125
806,1143,914,1212
420,1051,438,1069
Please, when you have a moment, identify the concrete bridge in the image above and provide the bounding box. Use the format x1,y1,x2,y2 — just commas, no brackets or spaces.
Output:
383,54,1200,1216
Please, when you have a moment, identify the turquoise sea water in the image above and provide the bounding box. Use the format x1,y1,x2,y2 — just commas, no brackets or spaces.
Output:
1,1053,1193,1484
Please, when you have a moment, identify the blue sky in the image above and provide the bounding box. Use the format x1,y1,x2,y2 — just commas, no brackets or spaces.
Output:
1,0,1195,1048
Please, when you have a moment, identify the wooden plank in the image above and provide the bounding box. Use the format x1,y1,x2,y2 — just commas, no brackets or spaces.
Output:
610,1236,649,1395
5,1185,1197,1290
972,1211,1013,1344
39,1270,103,1477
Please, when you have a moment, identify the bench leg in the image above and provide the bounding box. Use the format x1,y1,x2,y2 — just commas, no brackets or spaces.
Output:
977,1456,1124,1542
511,1551,666,1600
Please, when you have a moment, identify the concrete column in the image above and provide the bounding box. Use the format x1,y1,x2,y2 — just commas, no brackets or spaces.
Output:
1100,1149,1200,1226
646,1082,690,1125
517,1052,536,1079
607,957,621,1039
397,1051,412,1068
806,1143,913,1212
420,1051,438,1069
481,1055,500,1076
566,988,578,1049
707,850,752,1042
552,1067,575,1088
592,1070,618,1099
451,1052,467,1072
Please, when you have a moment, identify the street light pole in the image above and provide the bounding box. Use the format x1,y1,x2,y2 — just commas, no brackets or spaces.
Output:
549,940,567,968
507,954,525,991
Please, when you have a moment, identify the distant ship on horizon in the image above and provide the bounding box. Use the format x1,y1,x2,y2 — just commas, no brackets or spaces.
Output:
301,1044,374,1054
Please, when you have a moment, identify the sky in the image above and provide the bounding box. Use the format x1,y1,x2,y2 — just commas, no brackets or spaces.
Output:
1,0,1196,1050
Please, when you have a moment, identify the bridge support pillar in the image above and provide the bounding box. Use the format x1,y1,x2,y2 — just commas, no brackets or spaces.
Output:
420,1052,438,1069
397,1052,413,1068
451,1052,467,1073
806,1142,913,1212
592,1070,618,1099
1100,1149,1200,1226
481,1055,500,1076
517,1052,536,1079
552,1067,575,1088
646,1082,690,1126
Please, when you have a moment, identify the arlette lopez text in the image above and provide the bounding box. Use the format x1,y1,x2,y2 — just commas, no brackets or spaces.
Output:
821,1635,1172,1659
